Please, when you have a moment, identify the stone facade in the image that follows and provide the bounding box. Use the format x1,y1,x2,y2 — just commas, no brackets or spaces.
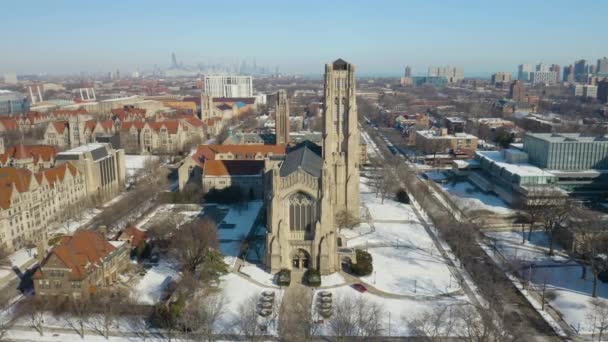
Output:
265,59,360,275
33,230,130,300
55,143,126,202
275,90,289,145
0,163,87,251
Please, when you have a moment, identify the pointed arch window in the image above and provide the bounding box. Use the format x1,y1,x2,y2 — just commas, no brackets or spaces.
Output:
289,192,317,232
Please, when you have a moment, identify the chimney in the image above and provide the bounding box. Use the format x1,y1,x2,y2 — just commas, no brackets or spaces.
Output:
99,225,108,240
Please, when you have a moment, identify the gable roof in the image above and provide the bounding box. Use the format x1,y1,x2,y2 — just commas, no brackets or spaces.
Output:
35,229,117,281
116,225,147,247
203,159,264,177
0,118,19,131
119,121,146,132
279,144,322,178
52,121,69,134
0,144,58,164
148,120,180,134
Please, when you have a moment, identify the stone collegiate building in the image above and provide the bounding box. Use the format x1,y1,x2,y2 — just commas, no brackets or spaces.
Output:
265,59,360,275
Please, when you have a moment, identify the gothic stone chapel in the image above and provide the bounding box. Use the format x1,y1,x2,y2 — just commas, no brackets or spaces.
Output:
265,59,361,275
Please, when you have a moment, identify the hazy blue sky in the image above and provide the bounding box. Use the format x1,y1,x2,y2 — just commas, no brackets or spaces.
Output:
2,0,607,76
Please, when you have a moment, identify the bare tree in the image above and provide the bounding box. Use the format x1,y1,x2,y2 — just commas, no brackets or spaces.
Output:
328,295,385,340
569,208,608,297
65,298,91,338
538,199,571,255
178,292,227,341
90,290,125,339
233,295,263,341
406,304,457,341
454,303,511,342
587,298,608,341
335,210,360,233
19,297,49,336
171,219,219,272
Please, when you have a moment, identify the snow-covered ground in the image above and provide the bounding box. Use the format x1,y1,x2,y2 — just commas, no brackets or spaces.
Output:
360,179,419,221
50,208,101,235
240,265,277,287
216,273,283,334
347,177,460,297
0,248,36,281
125,154,158,178
313,285,471,336
131,259,181,305
440,180,513,215
485,230,608,334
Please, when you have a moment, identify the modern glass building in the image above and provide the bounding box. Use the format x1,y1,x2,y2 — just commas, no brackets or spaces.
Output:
0,90,30,115
524,133,608,170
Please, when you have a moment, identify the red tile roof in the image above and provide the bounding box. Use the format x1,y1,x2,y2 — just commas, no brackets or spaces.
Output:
0,118,20,131
35,230,118,281
116,225,146,247
119,121,146,132
52,121,69,134
53,108,88,116
0,168,33,209
0,144,58,164
148,120,180,134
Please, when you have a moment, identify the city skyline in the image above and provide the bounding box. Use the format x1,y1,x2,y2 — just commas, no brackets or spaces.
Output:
2,0,607,76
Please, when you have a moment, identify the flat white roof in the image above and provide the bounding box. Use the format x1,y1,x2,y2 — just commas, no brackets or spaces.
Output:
58,143,107,155
477,150,555,178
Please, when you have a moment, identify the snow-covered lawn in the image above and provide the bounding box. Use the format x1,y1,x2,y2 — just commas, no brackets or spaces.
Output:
348,177,460,297
359,246,459,296
131,259,181,305
360,179,419,221
485,230,608,334
216,273,283,334
240,265,277,287
440,180,513,215
313,285,471,336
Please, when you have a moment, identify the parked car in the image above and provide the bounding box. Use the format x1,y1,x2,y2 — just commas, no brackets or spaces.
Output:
351,283,368,293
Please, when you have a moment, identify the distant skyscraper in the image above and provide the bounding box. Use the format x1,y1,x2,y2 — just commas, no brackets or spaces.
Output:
598,78,608,103
563,65,574,82
574,59,588,82
518,64,533,82
550,64,560,83
530,71,557,85
491,72,512,85
204,75,253,97
404,66,412,77
171,52,179,69
536,63,549,72
509,80,525,102
427,66,463,83
598,57,608,76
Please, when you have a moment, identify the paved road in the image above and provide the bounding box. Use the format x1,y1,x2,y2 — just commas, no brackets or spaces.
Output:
278,272,314,341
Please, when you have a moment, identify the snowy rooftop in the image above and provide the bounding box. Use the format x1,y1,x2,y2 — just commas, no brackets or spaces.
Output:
527,132,608,143
477,150,555,178
59,143,108,154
